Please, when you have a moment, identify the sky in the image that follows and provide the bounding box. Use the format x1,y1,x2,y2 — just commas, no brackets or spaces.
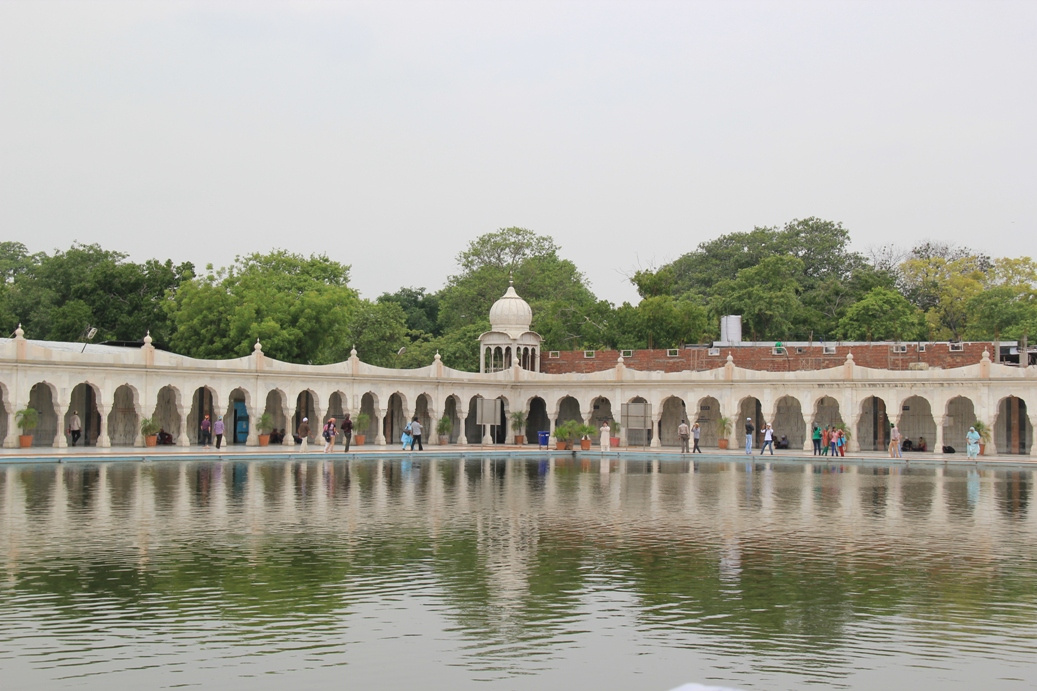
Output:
2,0,1035,306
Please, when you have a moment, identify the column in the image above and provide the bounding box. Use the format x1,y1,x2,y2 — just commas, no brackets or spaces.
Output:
96,403,111,448
53,401,69,448
804,420,814,452
375,408,387,445
650,410,662,448
2,404,15,448
176,405,190,447
458,408,469,445
246,405,259,446
934,415,945,455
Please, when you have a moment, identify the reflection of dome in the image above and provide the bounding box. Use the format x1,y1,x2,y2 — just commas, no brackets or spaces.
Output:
489,283,532,336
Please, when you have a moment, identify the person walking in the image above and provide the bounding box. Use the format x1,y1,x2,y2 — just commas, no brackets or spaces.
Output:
890,423,902,458
965,426,981,460
341,414,353,452
692,422,702,453
678,419,690,454
760,424,774,455
297,417,310,452
410,416,423,451
214,415,225,449
322,417,337,453
68,410,82,446
828,426,838,457
600,421,611,452
200,414,212,449
812,425,822,455
745,418,754,455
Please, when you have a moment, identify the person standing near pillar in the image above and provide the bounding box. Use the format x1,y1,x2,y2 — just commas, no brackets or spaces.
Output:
890,423,902,458
200,414,212,449
600,421,611,452
677,419,690,454
760,424,774,455
745,418,754,455
298,417,310,452
341,413,353,452
410,416,423,451
214,415,225,449
68,410,82,446
322,417,337,453
812,425,822,455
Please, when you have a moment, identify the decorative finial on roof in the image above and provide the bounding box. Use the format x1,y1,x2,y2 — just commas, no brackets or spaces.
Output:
14,323,24,339
726,353,734,364
434,350,441,362
350,344,358,358
253,338,262,354
143,330,153,347
982,348,991,362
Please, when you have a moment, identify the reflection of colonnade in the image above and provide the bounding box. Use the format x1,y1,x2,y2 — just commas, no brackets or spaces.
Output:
2,329,1036,456
4,460,1034,586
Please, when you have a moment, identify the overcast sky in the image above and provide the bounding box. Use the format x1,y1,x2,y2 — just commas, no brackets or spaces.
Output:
2,0,1035,305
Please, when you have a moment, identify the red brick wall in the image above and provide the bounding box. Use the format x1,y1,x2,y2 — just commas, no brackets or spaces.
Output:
540,342,993,374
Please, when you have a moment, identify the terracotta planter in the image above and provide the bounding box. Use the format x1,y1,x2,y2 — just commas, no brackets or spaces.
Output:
258,434,270,447
979,443,986,456
144,435,158,447
718,438,730,450
438,435,449,445
610,436,620,448
355,434,366,446
580,439,592,450
514,434,525,445
556,441,568,450
19,434,32,448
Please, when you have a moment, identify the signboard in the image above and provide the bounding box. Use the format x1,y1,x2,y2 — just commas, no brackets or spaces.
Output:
621,402,653,448
475,397,502,426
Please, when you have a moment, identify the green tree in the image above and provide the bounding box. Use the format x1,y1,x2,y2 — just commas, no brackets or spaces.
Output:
165,251,359,363
710,256,804,340
901,254,987,339
3,243,191,343
437,228,599,352
837,287,925,341
377,287,440,336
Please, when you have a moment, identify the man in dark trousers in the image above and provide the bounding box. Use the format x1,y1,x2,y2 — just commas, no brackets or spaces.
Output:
409,416,423,451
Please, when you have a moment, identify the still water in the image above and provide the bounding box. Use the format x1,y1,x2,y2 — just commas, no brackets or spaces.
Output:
2,456,1036,690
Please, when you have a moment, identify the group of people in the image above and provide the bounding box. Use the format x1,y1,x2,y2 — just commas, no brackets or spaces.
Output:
676,419,704,454
299,414,356,453
812,424,848,457
199,413,225,449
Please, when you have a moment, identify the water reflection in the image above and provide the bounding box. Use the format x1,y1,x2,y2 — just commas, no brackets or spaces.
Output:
2,458,1037,690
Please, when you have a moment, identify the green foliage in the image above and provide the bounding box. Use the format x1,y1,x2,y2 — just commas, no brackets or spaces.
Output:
837,287,925,341
140,417,161,436
340,300,409,367
437,415,453,437
2,243,191,343
255,413,275,434
710,256,805,340
438,227,598,351
553,419,594,448
377,287,440,336
165,251,362,364
353,412,371,437
972,420,991,443
509,410,527,434
15,407,38,432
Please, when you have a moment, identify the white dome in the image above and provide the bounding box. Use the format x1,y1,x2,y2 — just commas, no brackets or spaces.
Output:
488,283,533,335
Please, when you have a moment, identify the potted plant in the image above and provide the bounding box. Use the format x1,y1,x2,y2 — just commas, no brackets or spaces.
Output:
255,412,274,446
140,416,161,447
973,420,991,455
354,412,371,445
437,414,453,445
609,419,621,448
716,415,731,450
554,419,579,450
579,423,596,451
510,410,527,445
15,406,38,448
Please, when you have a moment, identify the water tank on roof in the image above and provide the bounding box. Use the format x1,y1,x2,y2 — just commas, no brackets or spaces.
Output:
720,315,742,344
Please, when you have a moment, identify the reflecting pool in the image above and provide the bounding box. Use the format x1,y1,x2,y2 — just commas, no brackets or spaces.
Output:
2,457,1037,690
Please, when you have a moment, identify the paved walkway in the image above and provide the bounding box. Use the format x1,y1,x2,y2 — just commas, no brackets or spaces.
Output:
0,442,1031,467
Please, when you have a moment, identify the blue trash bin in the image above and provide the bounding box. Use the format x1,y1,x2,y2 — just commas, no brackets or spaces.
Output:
538,431,550,448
